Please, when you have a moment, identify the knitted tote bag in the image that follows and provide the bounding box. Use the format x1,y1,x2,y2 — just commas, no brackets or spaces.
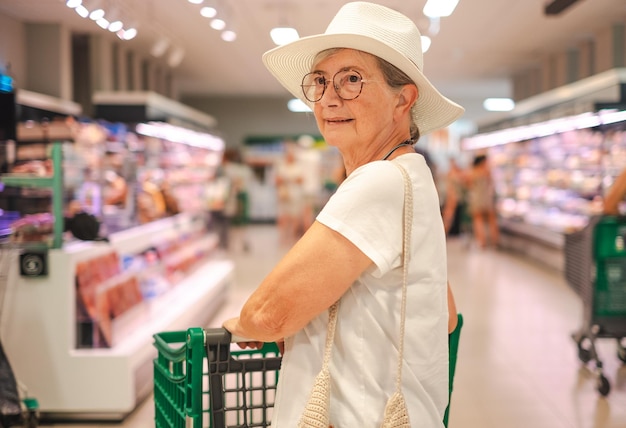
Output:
298,161,413,428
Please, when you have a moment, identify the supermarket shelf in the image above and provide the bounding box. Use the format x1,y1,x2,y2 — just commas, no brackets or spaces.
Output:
0,174,54,188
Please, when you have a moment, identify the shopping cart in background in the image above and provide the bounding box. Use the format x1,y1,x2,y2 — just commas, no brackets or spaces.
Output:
564,215,626,396
0,245,40,427
153,328,281,428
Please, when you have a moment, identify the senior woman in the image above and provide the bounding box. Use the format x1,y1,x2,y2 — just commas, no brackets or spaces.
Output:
223,2,464,427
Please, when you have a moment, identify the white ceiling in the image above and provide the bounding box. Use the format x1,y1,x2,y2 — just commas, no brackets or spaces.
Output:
1,0,626,125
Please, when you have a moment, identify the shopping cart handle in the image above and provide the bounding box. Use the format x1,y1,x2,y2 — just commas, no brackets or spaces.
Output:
204,327,258,344
230,334,257,343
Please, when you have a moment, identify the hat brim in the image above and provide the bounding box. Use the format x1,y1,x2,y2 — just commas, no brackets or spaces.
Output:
263,33,465,136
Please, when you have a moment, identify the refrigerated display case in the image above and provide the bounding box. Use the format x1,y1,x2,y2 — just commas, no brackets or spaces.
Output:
462,68,626,271
0,92,234,420
485,121,626,270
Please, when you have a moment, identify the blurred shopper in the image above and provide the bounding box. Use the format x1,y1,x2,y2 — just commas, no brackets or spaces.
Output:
442,158,467,236
604,168,626,215
205,149,249,250
467,154,499,248
205,165,233,249
275,142,305,245
223,2,463,426
222,148,254,251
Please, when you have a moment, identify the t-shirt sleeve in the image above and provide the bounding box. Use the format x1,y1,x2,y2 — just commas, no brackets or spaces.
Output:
316,161,404,277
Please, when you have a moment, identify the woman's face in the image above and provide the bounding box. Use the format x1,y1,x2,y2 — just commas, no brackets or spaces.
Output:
311,49,401,153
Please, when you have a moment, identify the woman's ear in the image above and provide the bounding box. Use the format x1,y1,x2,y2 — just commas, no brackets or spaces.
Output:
397,84,418,112
395,84,418,118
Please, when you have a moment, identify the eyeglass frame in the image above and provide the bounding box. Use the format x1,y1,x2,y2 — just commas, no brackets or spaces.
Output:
300,69,375,103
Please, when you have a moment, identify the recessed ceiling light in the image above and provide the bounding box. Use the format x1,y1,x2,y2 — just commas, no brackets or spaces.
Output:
423,0,460,18
200,6,217,18
96,17,109,29
89,8,105,20
222,30,237,42
270,27,299,46
210,19,226,30
483,98,515,112
75,5,89,17
108,20,123,32
119,27,137,40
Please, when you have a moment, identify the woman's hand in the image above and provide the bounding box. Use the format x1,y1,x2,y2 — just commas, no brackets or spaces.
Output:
235,340,285,354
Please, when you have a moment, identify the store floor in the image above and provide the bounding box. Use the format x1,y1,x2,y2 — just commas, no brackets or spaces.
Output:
44,224,626,428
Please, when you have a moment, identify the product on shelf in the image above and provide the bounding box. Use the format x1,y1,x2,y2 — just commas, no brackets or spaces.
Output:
9,212,55,243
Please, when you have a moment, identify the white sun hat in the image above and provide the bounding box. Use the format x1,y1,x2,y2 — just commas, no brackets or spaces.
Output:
262,1,465,136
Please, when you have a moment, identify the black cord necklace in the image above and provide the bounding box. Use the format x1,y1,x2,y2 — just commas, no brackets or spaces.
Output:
382,140,413,160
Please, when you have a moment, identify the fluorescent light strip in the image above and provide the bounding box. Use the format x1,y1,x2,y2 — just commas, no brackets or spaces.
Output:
462,110,626,150
135,122,225,151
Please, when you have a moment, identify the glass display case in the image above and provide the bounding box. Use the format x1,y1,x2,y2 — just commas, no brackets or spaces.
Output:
486,115,626,237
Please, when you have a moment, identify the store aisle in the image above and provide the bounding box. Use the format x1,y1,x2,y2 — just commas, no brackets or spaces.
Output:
44,225,625,428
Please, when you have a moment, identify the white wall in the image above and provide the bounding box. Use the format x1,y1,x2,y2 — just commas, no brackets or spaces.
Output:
182,96,321,148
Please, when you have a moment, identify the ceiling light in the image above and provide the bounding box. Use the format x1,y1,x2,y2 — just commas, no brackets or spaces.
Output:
483,98,515,112
66,0,82,8
108,20,123,32
188,0,203,4
270,27,299,46
461,110,626,150
96,17,110,29
423,0,460,18
89,8,105,20
200,6,217,18
210,18,226,30
136,122,224,151
168,47,185,68
151,38,170,57
118,27,137,40
221,30,237,42
75,5,89,17
421,36,431,53
288,99,312,113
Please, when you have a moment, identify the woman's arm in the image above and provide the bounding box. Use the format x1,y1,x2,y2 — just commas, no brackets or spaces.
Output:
604,169,626,215
447,283,458,334
223,221,372,342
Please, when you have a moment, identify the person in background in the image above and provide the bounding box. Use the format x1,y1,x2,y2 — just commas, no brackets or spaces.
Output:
274,141,305,245
222,148,254,251
205,149,246,250
223,2,464,426
603,168,626,215
466,153,499,248
442,158,467,236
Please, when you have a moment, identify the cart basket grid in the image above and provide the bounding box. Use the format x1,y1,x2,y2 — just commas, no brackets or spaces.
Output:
153,327,281,428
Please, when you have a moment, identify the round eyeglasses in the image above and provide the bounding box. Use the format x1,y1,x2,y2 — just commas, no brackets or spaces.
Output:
301,69,369,103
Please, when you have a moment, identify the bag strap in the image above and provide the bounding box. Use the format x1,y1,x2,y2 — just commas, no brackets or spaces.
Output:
391,161,412,392
322,160,412,391
298,160,413,428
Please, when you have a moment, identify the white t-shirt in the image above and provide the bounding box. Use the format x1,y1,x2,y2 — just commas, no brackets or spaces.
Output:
271,153,449,427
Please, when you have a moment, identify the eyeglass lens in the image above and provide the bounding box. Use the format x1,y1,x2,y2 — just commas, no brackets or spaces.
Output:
301,70,364,102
